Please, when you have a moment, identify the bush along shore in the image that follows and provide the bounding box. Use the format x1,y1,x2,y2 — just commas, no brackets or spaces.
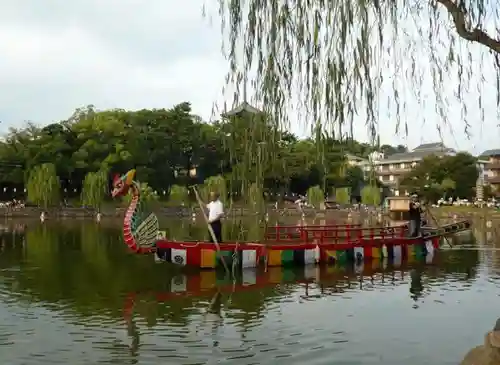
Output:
2,204,383,219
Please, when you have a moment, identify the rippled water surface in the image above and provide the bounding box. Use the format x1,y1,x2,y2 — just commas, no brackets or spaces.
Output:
0,222,499,364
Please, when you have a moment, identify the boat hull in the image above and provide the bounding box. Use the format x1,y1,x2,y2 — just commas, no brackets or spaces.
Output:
154,236,440,269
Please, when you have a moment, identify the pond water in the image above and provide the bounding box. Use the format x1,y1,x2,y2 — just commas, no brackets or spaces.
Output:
0,220,499,364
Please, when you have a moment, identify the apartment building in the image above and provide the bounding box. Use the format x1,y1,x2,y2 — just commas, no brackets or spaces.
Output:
480,149,500,195
345,153,370,172
374,142,456,196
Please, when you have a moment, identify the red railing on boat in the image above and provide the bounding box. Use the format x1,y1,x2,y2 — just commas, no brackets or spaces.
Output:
264,224,361,243
302,225,407,244
265,224,407,243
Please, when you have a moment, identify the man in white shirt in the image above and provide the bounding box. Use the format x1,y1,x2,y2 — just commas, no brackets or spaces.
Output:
206,191,224,243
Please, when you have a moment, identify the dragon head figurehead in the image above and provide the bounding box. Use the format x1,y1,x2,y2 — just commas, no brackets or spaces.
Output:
111,169,136,197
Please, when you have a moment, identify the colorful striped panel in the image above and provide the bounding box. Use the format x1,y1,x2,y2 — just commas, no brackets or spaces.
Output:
372,247,382,259
321,249,349,265
381,245,389,258
160,247,201,266
216,250,233,267
322,249,337,264
201,249,216,268
267,250,283,266
199,249,259,269
353,246,364,260
159,241,434,268
267,248,319,267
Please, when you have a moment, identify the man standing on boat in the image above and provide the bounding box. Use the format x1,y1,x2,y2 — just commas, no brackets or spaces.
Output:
207,191,224,243
408,193,422,237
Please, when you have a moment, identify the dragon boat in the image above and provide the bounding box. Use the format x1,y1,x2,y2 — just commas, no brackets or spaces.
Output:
112,170,472,271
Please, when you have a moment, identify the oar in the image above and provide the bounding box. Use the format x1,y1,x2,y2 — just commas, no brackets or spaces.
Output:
425,205,453,248
190,185,230,274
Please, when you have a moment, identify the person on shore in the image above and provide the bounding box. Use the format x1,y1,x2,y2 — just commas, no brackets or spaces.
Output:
207,191,224,243
460,318,500,365
408,193,422,237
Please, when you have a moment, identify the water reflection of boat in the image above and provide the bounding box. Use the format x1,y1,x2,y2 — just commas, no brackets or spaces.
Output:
123,257,442,319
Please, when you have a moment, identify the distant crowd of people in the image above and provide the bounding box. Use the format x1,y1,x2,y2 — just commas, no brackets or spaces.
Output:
0,199,25,208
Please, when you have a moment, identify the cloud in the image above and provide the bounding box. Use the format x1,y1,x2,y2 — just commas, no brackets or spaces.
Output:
0,1,498,155
0,0,227,128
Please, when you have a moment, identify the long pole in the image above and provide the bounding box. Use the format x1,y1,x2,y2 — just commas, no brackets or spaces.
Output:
425,206,453,248
191,185,230,274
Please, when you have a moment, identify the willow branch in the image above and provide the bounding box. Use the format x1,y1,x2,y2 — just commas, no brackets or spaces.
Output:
436,0,500,53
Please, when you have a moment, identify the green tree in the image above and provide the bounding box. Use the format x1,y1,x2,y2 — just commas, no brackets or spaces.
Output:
168,185,189,205
26,163,61,208
335,188,350,204
440,178,456,198
361,185,381,206
81,170,108,210
204,175,228,204
0,100,413,204
307,185,324,207
400,153,478,201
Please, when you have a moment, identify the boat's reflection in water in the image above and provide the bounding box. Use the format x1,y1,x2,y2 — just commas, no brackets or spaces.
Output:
123,251,479,350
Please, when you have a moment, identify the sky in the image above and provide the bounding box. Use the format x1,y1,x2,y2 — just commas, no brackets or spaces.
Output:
0,0,499,155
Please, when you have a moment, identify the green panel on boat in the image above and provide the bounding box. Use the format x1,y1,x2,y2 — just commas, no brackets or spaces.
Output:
336,250,348,263
413,244,425,257
216,250,233,266
281,249,295,265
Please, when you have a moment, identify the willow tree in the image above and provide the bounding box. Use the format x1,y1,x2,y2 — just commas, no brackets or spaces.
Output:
81,170,108,210
361,185,382,205
216,1,499,139
26,163,60,209
307,185,324,207
220,107,278,203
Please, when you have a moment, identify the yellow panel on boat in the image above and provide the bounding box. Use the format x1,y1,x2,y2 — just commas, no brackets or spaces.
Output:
371,259,381,270
267,250,283,267
200,271,217,289
324,250,336,264
268,267,283,283
406,245,416,262
372,247,381,259
200,249,216,268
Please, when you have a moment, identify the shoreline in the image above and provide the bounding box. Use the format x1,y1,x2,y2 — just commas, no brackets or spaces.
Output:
0,205,498,220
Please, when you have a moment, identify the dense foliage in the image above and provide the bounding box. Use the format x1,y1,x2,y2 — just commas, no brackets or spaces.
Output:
399,153,480,201
0,102,384,203
0,102,484,205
